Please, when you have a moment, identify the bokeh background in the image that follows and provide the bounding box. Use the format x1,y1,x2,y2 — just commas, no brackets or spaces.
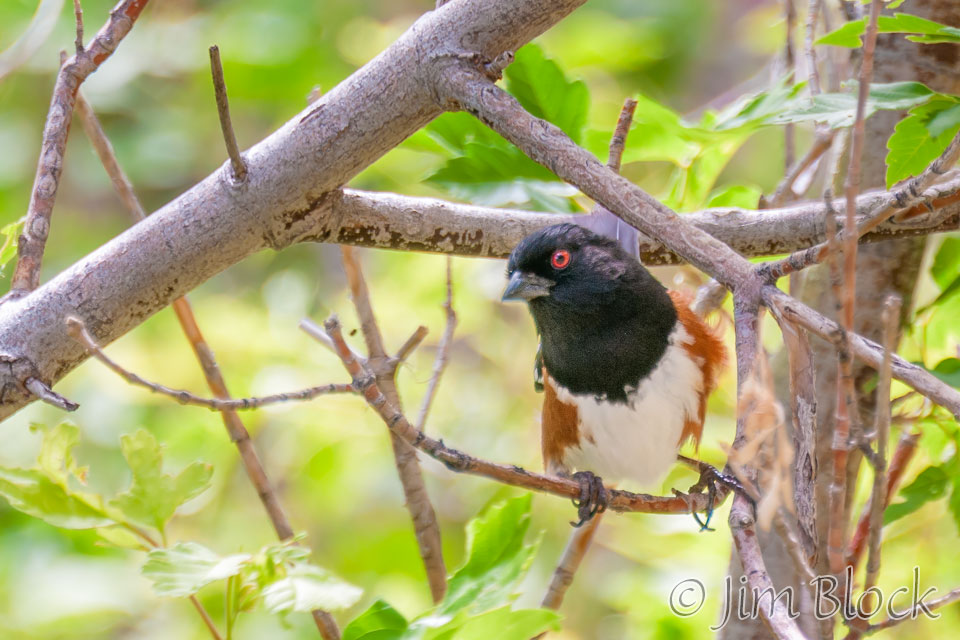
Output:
0,0,958,638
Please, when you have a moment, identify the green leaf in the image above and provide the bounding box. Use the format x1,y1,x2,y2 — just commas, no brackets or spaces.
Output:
884,465,950,524
815,20,866,47
773,82,936,129
505,45,589,144
442,494,539,616
109,429,213,533
96,525,148,550
886,99,960,188
926,103,960,137
931,237,960,289
262,563,362,613
706,184,762,209
816,13,960,48
0,216,24,275
0,468,113,529
343,600,408,640
436,606,560,640
34,422,84,484
142,542,250,597
928,358,960,387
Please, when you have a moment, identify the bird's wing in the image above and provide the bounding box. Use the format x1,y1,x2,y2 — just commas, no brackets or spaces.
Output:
533,342,544,392
575,206,640,259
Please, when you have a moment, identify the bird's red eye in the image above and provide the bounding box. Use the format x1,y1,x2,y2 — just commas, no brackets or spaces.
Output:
551,249,571,269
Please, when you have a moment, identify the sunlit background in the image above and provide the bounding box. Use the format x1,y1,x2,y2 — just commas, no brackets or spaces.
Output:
0,0,958,638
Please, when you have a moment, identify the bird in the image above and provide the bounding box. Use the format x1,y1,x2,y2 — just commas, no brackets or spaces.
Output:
502,222,729,527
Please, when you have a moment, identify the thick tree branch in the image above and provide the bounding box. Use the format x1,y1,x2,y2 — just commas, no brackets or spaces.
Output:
0,0,585,420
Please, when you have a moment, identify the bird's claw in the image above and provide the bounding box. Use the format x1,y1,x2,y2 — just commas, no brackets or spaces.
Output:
684,462,755,532
570,471,607,527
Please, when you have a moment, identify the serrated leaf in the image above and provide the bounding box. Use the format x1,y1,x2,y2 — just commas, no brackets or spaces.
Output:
109,429,212,533
442,495,538,616
0,468,113,529
34,422,84,484
142,542,250,597
262,563,362,613
343,600,408,640
707,184,762,209
926,103,960,137
886,100,960,188
504,45,589,144
884,465,950,524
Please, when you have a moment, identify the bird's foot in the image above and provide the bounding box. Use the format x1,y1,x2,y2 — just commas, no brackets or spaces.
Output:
680,458,755,532
570,471,608,528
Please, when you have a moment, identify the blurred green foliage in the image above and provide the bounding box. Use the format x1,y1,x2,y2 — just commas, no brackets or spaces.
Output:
1,1,959,639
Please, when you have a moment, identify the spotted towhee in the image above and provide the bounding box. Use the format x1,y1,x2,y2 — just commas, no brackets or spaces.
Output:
503,222,729,526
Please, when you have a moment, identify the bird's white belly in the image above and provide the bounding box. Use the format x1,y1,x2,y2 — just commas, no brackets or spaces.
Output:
552,325,704,487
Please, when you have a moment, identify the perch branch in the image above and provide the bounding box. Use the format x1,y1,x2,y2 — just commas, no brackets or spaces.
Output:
321,314,725,515
8,0,150,297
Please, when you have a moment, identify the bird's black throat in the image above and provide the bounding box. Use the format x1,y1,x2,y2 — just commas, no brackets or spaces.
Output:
529,276,677,403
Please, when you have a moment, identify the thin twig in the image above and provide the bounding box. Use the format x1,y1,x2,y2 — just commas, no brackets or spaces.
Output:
209,45,247,182
7,0,151,297
190,595,225,640
24,377,79,411
846,431,919,570
759,131,960,282
415,257,456,431
770,133,833,207
321,314,726,515
853,587,960,634
73,0,84,54
338,246,448,604
864,297,899,584
804,0,822,95
394,325,429,367
784,0,797,171
606,98,637,173
541,512,603,611
66,316,353,409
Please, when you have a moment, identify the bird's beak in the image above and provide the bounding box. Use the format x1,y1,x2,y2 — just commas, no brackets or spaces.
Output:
502,271,553,301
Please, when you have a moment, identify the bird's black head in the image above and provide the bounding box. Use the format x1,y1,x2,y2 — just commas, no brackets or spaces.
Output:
503,223,677,400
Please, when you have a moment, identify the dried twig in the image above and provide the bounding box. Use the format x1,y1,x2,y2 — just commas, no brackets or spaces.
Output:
321,314,725,515
209,45,247,181
415,257,456,431
760,131,960,282
66,316,353,409
338,246,448,604
8,0,151,297
24,377,79,412
770,133,832,207
784,0,797,170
